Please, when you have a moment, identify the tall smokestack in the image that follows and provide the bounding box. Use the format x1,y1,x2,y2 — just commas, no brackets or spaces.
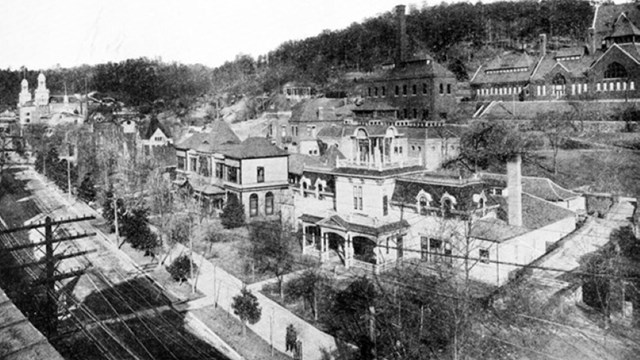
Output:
395,5,408,64
540,33,547,58
507,154,523,227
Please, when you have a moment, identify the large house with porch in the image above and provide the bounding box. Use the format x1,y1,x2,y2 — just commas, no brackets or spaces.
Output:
175,121,290,220
292,138,581,285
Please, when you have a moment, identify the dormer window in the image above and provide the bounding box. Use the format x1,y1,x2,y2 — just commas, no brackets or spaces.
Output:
415,190,433,215
440,193,457,218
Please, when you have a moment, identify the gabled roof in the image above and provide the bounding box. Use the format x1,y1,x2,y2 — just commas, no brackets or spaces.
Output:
530,51,595,81
471,51,539,85
174,120,241,152
142,117,171,140
593,3,640,39
609,13,640,38
218,137,289,159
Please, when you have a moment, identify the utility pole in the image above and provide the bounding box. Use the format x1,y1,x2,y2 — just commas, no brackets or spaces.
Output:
0,215,96,338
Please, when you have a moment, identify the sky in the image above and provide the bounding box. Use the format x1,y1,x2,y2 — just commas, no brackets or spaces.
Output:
0,0,628,70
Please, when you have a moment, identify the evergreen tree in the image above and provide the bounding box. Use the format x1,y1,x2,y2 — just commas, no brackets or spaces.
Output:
78,175,96,202
231,287,262,336
220,195,245,229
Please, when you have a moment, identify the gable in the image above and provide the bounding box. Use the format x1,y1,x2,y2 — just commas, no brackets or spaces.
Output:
591,44,640,74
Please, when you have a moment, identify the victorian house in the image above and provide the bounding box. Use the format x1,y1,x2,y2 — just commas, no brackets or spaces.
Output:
175,121,289,219
293,141,580,285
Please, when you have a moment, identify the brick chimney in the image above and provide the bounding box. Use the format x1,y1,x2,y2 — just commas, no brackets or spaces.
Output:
507,154,523,227
395,5,408,64
539,33,547,58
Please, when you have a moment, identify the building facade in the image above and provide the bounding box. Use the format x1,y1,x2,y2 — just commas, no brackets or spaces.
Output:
175,123,289,220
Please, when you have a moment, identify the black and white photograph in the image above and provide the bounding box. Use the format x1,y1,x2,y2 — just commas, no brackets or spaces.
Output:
1,0,640,359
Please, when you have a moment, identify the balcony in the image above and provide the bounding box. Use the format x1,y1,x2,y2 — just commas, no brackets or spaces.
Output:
336,157,422,171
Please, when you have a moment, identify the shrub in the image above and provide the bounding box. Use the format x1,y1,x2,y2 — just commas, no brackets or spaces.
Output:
167,254,198,283
220,195,245,229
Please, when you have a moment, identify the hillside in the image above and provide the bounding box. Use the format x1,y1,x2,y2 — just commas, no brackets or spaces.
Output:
1,0,595,122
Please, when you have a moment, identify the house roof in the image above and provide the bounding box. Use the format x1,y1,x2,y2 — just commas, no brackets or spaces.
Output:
218,137,289,159
471,193,576,242
318,145,345,168
174,120,240,152
470,52,539,85
331,165,424,179
0,288,65,360
289,153,324,175
289,98,345,123
301,213,410,237
530,51,595,81
609,13,640,38
392,176,490,212
479,173,580,202
142,117,171,140
594,3,640,40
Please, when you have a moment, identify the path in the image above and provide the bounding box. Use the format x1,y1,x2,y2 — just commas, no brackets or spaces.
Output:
168,243,338,360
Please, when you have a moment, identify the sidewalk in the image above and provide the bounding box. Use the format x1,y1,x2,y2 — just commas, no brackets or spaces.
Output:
27,166,338,360
169,244,338,360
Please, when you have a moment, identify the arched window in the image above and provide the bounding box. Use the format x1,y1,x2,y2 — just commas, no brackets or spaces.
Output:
552,73,566,85
249,194,258,217
265,192,274,215
605,62,627,79
419,196,429,215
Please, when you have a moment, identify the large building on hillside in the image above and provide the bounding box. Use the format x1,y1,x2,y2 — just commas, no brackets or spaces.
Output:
471,1,640,101
359,5,458,121
175,121,290,220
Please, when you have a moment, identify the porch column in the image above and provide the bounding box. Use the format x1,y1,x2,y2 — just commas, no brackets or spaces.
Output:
319,230,326,263
345,233,353,269
301,225,307,255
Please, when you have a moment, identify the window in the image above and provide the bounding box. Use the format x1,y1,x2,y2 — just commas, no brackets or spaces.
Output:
412,84,417,95
439,83,444,94
178,156,185,170
413,109,418,119
403,109,408,119
250,194,258,217
281,125,286,137
479,249,489,263
422,109,429,120
368,87,372,97
419,196,429,215
395,85,400,96
382,86,386,96
442,198,453,218
198,155,211,177
265,192,274,215
423,83,427,94
257,167,264,183
374,87,378,96
402,84,407,95
215,163,224,178
382,195,388,216
154,136,163,141
190,157,197,172
227,166,239,183
604,62,627,79
353,185,363,210
447,84,451,94
421,237,429,260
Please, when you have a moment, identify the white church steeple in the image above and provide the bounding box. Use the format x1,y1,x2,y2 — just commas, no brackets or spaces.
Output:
34,72,49,106
18,78,32,106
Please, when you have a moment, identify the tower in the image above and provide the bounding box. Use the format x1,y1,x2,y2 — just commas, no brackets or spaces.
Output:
34,72,50,106
18,78,32,106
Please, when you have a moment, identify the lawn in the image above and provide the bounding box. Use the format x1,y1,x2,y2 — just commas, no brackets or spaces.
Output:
192,305,292,360
183,217,319,284
524,148,640,196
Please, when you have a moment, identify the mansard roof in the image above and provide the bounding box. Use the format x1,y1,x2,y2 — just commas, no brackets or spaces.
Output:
391,175,490,212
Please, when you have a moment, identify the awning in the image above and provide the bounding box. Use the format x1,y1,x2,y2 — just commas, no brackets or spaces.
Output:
191,182,225,196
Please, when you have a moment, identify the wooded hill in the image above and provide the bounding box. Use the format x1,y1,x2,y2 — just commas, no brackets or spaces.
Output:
0,0,595,115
